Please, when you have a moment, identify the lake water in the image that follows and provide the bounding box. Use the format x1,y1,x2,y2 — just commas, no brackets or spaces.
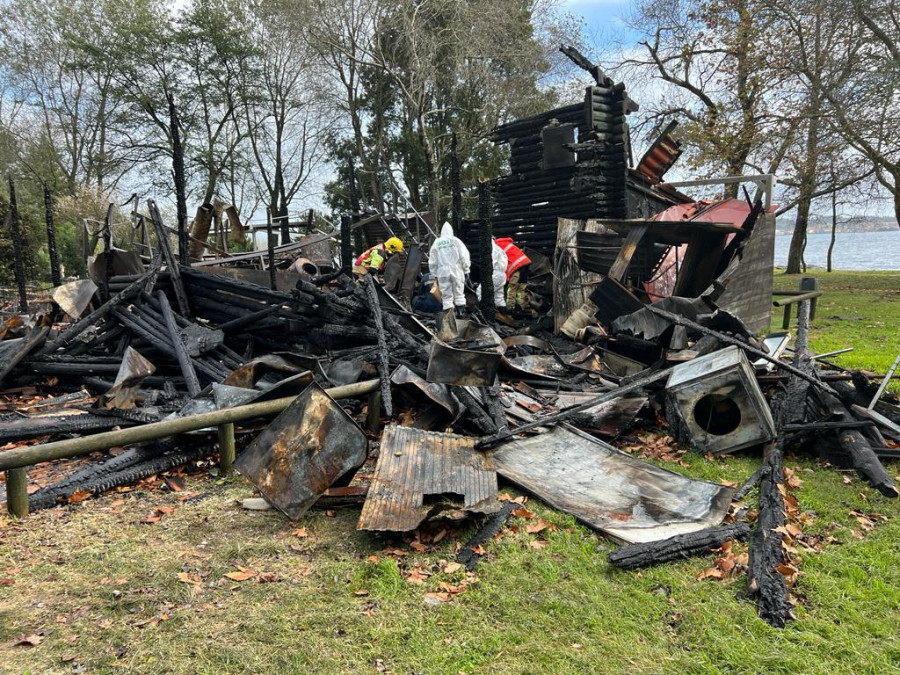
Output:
774,230,900,270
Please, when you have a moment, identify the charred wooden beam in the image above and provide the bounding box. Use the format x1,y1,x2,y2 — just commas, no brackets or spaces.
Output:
44,185,62,286
39,264,160,355
168,94,190,263
157,290,201,397
478,181,496,321
362,274,393,418
457,502,517,570
147,199,190,316
609,522,750,569
0,326,50,387
450,132,462,236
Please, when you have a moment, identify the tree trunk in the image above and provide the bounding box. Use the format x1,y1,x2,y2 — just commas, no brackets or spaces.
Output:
786,98,822,274
827,188,837,272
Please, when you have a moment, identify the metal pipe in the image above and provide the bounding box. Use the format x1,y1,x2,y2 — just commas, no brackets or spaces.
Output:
0,379,380,473
772,291,823,307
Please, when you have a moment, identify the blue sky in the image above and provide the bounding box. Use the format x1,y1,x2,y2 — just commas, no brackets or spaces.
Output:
565,0,639,55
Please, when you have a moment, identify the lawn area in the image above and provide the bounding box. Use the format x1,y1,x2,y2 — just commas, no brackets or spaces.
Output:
772,269,900,379
0,272,898,674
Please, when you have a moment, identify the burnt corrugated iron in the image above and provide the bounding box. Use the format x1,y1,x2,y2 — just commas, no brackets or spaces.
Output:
358,425,499,532
635,121,682,185
490,424,734,544
234,382,368,520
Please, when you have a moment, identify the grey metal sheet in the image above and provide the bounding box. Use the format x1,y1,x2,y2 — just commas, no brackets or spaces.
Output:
490,424,733,543
358,425,499,532
235,383,368,520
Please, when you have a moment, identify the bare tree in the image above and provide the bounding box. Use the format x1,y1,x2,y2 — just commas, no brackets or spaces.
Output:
243,3,333,243
0,0,131,194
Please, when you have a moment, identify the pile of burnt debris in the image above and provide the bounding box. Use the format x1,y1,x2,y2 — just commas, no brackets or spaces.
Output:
2,50,899,629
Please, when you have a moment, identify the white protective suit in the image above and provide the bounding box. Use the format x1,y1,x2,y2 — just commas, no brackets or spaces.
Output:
428,222,471,311
476,239,509,309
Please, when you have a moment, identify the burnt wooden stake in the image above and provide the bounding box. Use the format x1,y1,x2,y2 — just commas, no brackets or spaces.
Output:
362,274,393,418
477,180,495,321
147,200,190,316
7,177,27,312
266,210,277,290
450,132,461,236
306,208,315,235
609,522,751,569
340,214,352,275
348,157,360,213
157,290,201,397
44,185,62,286
103,203,114,302
168,93,189,263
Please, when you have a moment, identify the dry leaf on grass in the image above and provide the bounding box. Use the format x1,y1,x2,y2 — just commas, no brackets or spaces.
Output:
224,570,257,582
14,634,43,647
525,519,549,534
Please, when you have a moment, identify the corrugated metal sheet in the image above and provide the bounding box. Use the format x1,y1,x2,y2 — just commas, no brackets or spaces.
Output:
636,121,682,184
490,424,733,544
358,425,499,532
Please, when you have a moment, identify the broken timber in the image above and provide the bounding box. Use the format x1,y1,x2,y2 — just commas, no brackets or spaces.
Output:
608,522,750,569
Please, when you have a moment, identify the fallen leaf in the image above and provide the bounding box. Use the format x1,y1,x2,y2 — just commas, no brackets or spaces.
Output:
164,476,186,492
157,507,175,515
407,568,431,584
353,589,369,596
14,634,43,647
697,567,724,581
424,592,452,602
366,555,380,563
67,490,92,504
525,519,548,534
512,508,535,520
224,570,257,582
410,541,429,553
443,562,463,574
529,540,547,549
469,545,486,555
382,548,409,558
292,527,309,538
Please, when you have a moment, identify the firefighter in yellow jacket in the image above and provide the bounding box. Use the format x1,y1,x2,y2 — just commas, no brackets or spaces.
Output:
355,237,404,274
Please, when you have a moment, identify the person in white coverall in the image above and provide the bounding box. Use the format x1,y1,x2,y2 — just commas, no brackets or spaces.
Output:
428,222,471,312
477,238,509,311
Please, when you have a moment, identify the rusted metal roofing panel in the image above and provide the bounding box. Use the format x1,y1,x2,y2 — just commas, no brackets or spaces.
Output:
234,382,368,520
358,425,499,532
636,121,682,184
490,424,733,544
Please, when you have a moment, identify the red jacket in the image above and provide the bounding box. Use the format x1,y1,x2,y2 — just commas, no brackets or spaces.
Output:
495,238,531,279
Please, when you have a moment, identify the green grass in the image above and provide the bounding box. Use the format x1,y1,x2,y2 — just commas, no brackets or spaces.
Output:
0,271,899,674
772,269,900,379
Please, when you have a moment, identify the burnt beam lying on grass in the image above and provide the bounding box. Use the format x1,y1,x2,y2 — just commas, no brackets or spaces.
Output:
608,522,751,570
